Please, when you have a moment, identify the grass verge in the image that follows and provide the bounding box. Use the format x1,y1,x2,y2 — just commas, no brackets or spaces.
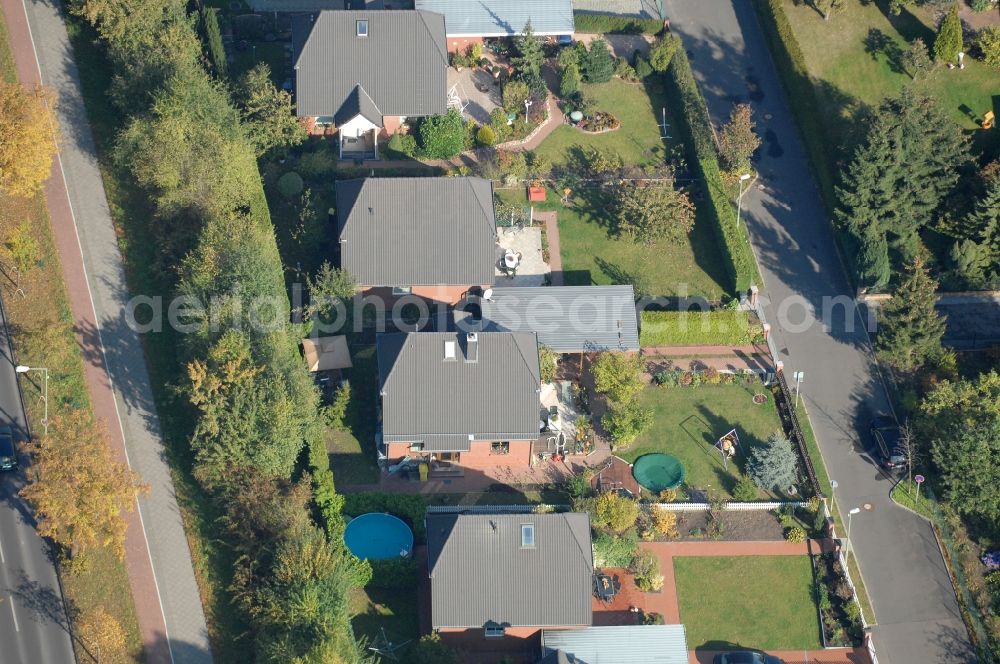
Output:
0,13,142,663
675,555,823,650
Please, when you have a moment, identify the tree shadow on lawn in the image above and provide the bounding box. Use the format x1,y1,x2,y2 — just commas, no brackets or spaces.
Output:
863,27,906,76
871,0,936,45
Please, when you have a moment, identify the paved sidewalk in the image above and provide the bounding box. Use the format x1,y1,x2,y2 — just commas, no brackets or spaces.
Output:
661,1,975,661
3,0,212,661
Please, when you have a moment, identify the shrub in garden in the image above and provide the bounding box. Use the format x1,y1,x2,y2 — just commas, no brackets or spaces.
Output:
410,633,458,664
601,401,653,447
367,558,417,590
651,508,679,538
591,352,645,402
784,526,806,543
475,125,497,147
297,149,336,178
583,39,615,83
276,171,304,198
747,432,798,492
732,474,758,502
615,57,638,81
629,549,664,591
649,34,681,72
653,370,680,387
560,63,582,97
593,529,639,567
717,103,762,174
417,108,466,158
635,56,653,79
595,490,641,533
386,132,417,158
502,80,532,113
324,381,351,430
977,27,1000,68
933,5,963,63
658,488,680,503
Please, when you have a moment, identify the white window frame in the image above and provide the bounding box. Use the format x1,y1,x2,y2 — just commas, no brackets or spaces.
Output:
356,19,368,37
520,523,535,548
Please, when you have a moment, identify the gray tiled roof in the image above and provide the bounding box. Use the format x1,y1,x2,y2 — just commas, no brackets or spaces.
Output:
541,625,689,664
479,285,640,352
426,512,593,629
377,332,541,451
336,177,497,287
334,84,383,125
294,10,448,119
415,0,574,36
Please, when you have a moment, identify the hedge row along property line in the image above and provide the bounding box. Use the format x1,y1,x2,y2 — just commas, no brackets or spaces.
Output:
749,1,836,213
664,46,761,295
572,11,664,36
639,310,765,347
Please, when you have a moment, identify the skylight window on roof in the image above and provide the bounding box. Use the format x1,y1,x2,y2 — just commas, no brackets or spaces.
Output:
356,19,368,37
521,523,535,548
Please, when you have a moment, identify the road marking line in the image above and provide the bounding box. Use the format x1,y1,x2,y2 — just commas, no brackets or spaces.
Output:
9,595,19,632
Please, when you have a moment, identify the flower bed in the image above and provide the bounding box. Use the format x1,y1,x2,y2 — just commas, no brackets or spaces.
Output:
813,553,864,647
576,111,620,133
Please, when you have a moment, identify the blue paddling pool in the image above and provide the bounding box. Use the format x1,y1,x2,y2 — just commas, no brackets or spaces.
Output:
343,513,414,560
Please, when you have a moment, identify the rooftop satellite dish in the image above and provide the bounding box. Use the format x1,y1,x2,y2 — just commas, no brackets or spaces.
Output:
482,288,494,301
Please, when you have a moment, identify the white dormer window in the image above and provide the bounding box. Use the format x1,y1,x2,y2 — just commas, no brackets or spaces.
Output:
521,523,535,548
356,19,368,37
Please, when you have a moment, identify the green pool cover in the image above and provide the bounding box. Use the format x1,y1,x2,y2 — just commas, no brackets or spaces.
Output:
632,453,685,492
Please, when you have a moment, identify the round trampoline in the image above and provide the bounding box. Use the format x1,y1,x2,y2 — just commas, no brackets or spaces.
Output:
632,453,686,493
343,513,414,560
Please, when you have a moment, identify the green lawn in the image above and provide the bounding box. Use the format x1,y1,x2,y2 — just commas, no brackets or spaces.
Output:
349,585,420,656
328,344,381,487
674,556,822,650
619,384,784,499
779,0,1000,161
533,77,680,169
640,311,764,347
497,187,729,299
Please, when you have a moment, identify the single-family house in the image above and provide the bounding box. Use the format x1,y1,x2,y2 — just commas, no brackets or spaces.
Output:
376,331,542,472
415,0,575,54
335,177,497,305
426,512,593,646
292,10,448,157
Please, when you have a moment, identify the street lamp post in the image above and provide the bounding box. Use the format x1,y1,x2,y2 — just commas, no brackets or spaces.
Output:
735,173,752,229
15,365,49,436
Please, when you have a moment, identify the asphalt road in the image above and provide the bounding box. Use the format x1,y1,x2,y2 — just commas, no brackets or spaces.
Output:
0,298,76,664
661,1,976,662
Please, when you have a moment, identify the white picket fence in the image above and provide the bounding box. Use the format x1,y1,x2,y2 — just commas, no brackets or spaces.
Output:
650,501,808,512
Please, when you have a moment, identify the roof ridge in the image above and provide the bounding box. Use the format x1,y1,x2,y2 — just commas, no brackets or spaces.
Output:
508,331,541,385
563,513,593,570
378,332,411,392
416,9,449,68
468,178,497,238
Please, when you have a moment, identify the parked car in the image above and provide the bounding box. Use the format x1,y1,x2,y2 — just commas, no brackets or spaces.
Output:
0,425,17,471
869,415,907,470
714,652,782,664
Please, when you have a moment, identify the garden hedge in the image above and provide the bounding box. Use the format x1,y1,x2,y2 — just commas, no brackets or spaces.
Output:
573,12,663,35
749,0,834,209
664,48,760,294
199,7,227,78
640,310,765,347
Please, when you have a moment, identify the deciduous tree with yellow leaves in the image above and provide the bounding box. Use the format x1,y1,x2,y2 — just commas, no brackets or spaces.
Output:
20,409,147,559
0,82,58,198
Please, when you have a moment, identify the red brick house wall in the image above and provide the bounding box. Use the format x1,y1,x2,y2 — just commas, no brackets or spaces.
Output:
384,439,533,468
448,36,484,54
358,284,485,306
